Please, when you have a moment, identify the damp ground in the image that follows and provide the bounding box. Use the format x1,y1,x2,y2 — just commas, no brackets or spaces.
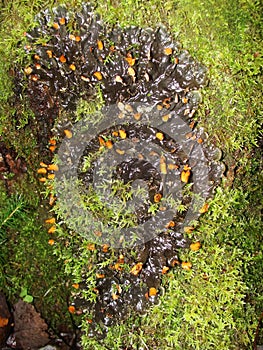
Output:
0,1,262,349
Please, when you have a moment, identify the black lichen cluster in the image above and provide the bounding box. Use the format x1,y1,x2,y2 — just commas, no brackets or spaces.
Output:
20,3,223,341
73,231,187,339
24,4,207,115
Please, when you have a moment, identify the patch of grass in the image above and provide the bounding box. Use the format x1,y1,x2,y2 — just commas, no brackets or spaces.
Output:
1,196,72,330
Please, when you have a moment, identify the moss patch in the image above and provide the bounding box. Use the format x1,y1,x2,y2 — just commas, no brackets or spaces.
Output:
0,0,262,349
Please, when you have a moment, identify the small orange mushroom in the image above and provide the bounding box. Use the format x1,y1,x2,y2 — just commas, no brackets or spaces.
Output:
68,305,76,314
37,168,47,174
181,165,191,183
47,164,59,171
46,50,53,58
64,129,72,139
162,266,169,274
162,114,171,122
45,218,56,224
49,194,56,206
105,140,113,149
97,40,103,50
69,64,76,71
154,193,162,203
49,139,56,145
48,225,56,234
59,17,66,25
40,161,48,168
102,244,109,253
164,47,173,55
184,226,195,234
87,243,96,251
149,287,157,297
190,241,201,251
156,132,164,141
93,71,103,80
125,54,136,66
53,23,60,30
181,261,192,270
49,145,56,152
119,129,127,139
47,173,55,180
199,202,209,214
0,317,9,327
59,55,67,63
130,262,143,276
24,67,33,75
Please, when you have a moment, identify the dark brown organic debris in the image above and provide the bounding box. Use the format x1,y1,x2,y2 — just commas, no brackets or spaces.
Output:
11,300,49,349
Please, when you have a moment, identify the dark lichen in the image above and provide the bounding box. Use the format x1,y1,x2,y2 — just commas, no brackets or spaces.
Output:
18,3,224,341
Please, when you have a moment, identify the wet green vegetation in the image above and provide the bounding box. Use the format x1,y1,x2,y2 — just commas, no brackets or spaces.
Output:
0,0,262,349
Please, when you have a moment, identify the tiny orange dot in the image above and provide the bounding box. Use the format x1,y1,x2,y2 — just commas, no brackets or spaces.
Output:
47,164,59,171
59,17,66,25
49,139,56,145
154,193,162,203
37,168,47,174
105,140,113,149
45,218,56,224
46,50,53,58
49,145,56,152
181,261,192,270
59,55,67,63
68,305,75,314
53,23,60,30
48,225,56,234
97,40,103,50
164,47,173,55
69,64,76,71
64,129,72,139
149,287,157,296
47,173,55,180
93,71,103,80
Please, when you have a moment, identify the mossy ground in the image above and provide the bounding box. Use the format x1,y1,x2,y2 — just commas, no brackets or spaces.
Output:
0,0,262,349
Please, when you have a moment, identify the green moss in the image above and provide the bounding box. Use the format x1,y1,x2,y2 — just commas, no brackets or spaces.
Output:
1,198,71,329
0,0,262,349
